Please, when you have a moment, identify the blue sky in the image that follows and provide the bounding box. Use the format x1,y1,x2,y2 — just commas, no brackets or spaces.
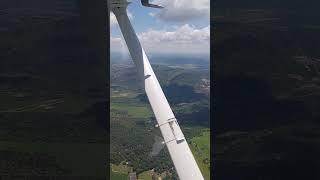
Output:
110,0,210,55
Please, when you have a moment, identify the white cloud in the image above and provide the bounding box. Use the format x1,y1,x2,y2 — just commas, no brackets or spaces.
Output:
110,37,123,46
151,0,210,22
110,12,117,26
111,24,210,55
149,12,155,17
110,34,127,55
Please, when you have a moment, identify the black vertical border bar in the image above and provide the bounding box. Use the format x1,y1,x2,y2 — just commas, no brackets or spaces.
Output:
210,1,320,180
0,0,110,179
77,0,110,178
107,0,111,178
210,0,215,179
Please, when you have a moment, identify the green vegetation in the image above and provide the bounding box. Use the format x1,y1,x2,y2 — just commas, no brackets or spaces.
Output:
110,63,210,179
110,172,127,180
111,102,152,119
190,130,211,180
111,163,133,174
110,163,133,180
137,170,153,180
